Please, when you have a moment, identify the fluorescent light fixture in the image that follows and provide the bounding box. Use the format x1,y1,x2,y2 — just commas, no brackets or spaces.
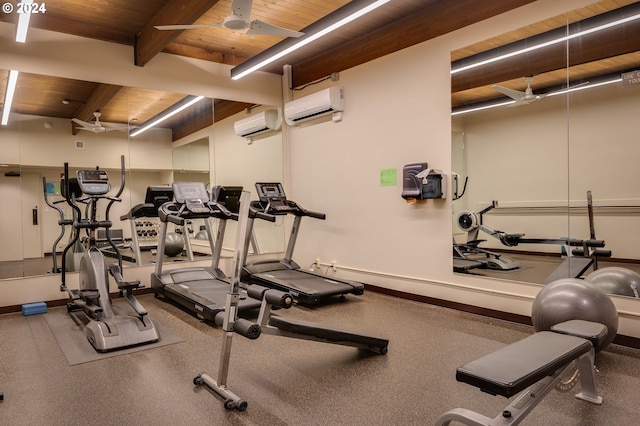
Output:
1,70,19,125
130,95,205,137
231,0,390,80
451,11,640,75
15,0,34,43
451,100,515,116
546,77,622,97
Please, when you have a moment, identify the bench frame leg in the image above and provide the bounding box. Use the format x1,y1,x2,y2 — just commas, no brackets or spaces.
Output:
435,349,602,426
575,347,603,404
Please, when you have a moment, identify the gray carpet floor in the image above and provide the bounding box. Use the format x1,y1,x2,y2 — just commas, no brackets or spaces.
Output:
1,291,640,425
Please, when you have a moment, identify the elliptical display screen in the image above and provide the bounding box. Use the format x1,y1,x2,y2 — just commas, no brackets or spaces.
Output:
77,169,110,195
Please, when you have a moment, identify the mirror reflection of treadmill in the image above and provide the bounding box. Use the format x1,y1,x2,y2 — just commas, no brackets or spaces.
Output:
151,184,261,321
242,182,365,305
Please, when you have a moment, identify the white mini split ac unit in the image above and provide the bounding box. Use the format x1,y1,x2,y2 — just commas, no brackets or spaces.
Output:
284,86,344,126
234,109,281,141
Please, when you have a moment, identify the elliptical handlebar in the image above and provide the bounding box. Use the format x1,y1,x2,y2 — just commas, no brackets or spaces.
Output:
60,156,127,285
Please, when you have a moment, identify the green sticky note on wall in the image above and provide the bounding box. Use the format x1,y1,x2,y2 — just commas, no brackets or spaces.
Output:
380,168,397,186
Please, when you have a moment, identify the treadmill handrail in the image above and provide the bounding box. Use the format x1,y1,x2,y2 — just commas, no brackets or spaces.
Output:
158,200,238,222
251,199,325,220
291,201,325,220
248,202,276,222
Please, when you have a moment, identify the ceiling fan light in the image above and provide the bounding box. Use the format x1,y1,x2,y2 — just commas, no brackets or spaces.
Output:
224,15,249,31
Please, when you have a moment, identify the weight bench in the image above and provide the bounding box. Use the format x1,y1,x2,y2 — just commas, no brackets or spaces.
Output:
436,320,607,426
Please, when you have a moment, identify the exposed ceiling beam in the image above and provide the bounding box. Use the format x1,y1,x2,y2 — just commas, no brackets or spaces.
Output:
287,0,536,88
162,43,246,66
134,0,220,67
214,99,253,123
71,83,122,135
25,13,135,44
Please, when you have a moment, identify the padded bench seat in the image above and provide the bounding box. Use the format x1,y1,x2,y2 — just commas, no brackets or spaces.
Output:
456,331,591,398
437,320,606,425
550,319,608,349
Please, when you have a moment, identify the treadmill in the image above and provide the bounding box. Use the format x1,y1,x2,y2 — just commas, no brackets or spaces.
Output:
242,182,365,305
151,183,263,321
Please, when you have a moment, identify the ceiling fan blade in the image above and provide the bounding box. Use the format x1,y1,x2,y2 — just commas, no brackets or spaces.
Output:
71,118,93,128
492,84,526,101
104,125,130,132
247,20,304,38
231,0,253,20
154,24,221,31
507,99,533,107
74,126,100,133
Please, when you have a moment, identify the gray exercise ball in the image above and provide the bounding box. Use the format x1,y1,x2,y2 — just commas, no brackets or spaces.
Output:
585,267,640,299
164,232,184,257
531,278,618,351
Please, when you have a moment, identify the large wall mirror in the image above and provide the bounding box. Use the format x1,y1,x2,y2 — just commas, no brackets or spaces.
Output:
451,1,640,299
0,70,284,280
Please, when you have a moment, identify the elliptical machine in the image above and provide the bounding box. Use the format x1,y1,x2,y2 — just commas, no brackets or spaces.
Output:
60,156,159,352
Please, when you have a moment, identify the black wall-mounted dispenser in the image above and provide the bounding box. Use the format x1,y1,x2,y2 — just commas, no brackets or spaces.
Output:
401,163,446,201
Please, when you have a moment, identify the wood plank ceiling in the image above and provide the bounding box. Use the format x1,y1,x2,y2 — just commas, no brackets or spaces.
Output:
1,0,638,139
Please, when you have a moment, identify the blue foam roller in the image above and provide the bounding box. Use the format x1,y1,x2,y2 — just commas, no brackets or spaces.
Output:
22,302,47,316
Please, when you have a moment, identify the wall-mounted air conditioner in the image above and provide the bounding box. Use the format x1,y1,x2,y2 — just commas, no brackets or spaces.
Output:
284,86,344,126
234,109,281,140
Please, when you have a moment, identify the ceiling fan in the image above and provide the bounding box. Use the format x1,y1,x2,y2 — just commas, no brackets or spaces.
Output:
492,76,543,106
154,0,304,38
72,112,128,133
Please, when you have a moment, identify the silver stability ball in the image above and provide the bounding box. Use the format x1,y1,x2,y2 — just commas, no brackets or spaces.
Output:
164,232,184,257
531,278,618,351
585,267,640,299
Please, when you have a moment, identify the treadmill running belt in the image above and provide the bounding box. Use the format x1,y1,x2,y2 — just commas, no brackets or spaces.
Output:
257,269,355,295
165,280,261,312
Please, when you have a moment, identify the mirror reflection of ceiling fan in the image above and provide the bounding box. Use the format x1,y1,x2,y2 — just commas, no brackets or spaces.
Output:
72,112,128,133
154,0,304,38
492,76,591,107
492,76,543,106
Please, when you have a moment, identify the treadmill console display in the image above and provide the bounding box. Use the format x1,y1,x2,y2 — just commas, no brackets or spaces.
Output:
255,182,290,212
172,182,210,214
76,169,110,195
256,182,286,202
